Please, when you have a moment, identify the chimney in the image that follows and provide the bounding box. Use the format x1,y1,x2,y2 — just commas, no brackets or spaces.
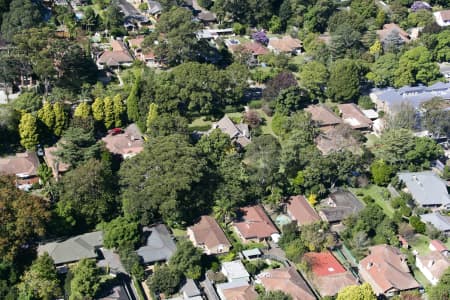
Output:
428,260,435,268
367,262,374,270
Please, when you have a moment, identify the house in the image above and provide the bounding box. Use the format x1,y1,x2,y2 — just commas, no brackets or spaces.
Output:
127,36,160,67
102,124,144,159
303,251,357,297
369,82,450,114
0,151,40,190
420,212,450,235
257,267,315,300
228,41,269,63
411,1,431,11
181,279,202,300
197,11,217,25
338,103,373,130
305,105,342,131
318,190,365,224
232,205,279,243
429,240,449,256
147,0,163,16
358,245,420,297
398,171,450,209
44,146,70,180
211,115,251,147
376,23,410,45
197,28,234,40
267,36,303,55
241,248,262,260
187,216,231,255
97,40,134,69
136,224,176,265
286,195,320,226
216,280,258,300
434,10,450,27
416,251,450,285
38,231,103,267
221,260,250,283
315,124,361,155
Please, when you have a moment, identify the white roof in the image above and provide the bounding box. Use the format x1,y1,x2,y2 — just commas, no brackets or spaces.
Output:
222,260,250,280
362,109,379,119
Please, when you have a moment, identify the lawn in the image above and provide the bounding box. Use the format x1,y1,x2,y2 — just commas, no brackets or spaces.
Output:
365,133,380,149
409,234,431,255
349,185,394,217
171,228,187,239
412,267,431,288
189,116,212,128
256,109,276,137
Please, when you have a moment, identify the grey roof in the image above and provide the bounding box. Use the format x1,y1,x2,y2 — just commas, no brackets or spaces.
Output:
97,284,131,300
212,115,251,147
221,260,250,280
371,82,450,110
136,224,176,264
215,115,240,138
319,190,365,223
38,231,103,265
182,279,201,298
242,248,262,257
420,212,450,232
147,0,162,14
398,171,450,207
216,279,249,290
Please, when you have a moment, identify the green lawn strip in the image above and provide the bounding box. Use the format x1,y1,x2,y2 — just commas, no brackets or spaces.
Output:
412,267,431,288
409,234,431,255
364,133,379,149
132,276,147,300
255,109,276,137
171,228,187,239
349,185,395,218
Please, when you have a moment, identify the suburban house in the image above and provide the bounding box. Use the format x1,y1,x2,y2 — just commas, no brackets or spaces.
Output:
197,28,234,40
228,41,269,62
187,215,231,255
127,36,159,67
434,10,450,27
420,212,450,235
221,260,250,283
285,195,321,226
38,231,103,269
398,171,450,209
0,151,40,190
102,124,145,159
197,11,217,25
147,0,163,17
369,82,450,114
318,190,365,224
97,39,134,69
303,251,358,297
136,224,176,265
44,146,70,180
232,205,279,243
358,245,420,297
429,239,449,256
211,115,251,147
337,103,373,131
376,23,410,45
267,36,303,55
257,267,315,300
316,124,361,155
216,280,258,300
181,279,203,300
415,251,450,285
305,105,342,132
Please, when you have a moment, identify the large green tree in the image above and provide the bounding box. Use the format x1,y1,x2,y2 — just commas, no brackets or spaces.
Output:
428,267,450,300
169,240,203,280
1,0,42,41
299,61,328,100
100,217,140,250
54,127,99,167
336,283,376,300
327,59,363,102
119,134,206,225
69,259,101,300
18,253,61,300
18,112,39,150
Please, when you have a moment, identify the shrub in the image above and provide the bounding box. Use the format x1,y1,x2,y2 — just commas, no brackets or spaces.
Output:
248,100,263,109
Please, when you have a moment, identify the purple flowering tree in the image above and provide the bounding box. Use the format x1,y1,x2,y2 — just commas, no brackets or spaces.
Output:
252,31,269,46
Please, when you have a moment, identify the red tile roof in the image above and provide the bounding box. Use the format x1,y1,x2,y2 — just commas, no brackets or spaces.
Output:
222,284,258,300
430,239,448,252
338,103,373,129
305,105,342,127
233,205,278,240
268,36,302,53
303,251,347,276
286,195,320,226
259,267,315,300
229,42,269,56
188,216,231,250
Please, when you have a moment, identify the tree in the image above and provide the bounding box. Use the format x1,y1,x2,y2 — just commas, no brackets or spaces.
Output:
428,267,450,300
370,160,394,186
299,61,328,100
336,283,376,300
0,176,50,261
119,134,206,225
103,96,114,129
69,259,101,300
409,216,426,234
54,127,99,167
385,103,417,131
18,253,61,300
169,240,203,279
103,3,124,31
113,94,125,127
53,102,67,136
12,91,42,113
18,112,39,150
119,247,145,280
148,265,180,296
275,86,310,115
74,102,91,119
146,103,158,131
100,217,140,250
366,53,399,87
394,46,441,87
327,59,362,102
37,101,55,133
126,76,140,122
58,159,117,229
1,0,43,41
263,71,297,102
258,291,292,300
91,97,104,122
146,113,189,138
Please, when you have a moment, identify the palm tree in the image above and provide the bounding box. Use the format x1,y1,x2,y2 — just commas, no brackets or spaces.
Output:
213,198,237,225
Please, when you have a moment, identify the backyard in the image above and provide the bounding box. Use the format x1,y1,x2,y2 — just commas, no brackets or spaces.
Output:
350,185,395,217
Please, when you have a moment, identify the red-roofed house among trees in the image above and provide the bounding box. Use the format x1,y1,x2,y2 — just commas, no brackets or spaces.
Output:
286,195,320,226
232,205,279,243
187,215,231,255
303,251,358,297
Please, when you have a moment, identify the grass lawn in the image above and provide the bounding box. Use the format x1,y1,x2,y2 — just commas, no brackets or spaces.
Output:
365,133,379,149
189,116,212,128
256,109,276,137
171,228,187,239
349,185,394,217
412,267,431,288
410,234,432,255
